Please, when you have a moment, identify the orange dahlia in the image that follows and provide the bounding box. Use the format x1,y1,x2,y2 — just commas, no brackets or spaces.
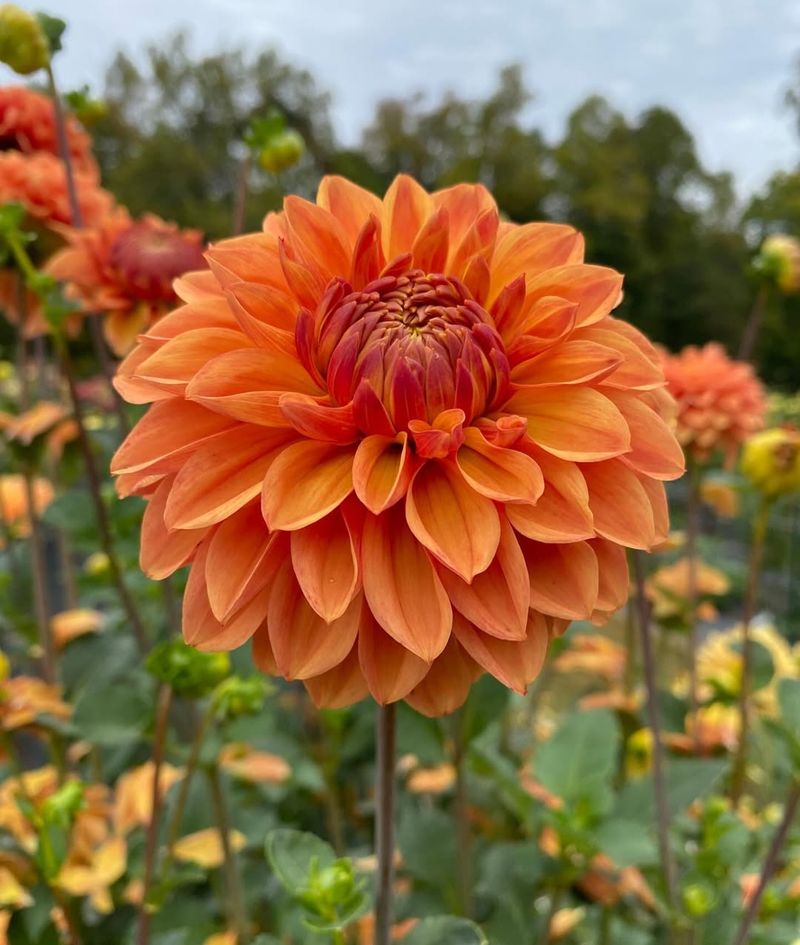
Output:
0,85,97,176
48,209,207,355
111,175,684,717
660,343,766,465
0,150,111,232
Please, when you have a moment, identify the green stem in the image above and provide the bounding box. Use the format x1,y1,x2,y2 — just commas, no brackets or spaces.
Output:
738,285,769,362
452,710,473,918
207,765,249,943
374,702,397,945
731,500,772,805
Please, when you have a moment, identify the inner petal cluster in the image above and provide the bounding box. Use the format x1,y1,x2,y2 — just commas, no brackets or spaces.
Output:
308,268,510,430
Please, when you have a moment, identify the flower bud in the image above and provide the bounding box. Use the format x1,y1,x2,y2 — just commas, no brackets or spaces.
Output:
683,882,715,918
758,234,800,294
84,551,110,576
211,675,269,721
258,129,305,173
741,427,800,499
146,639,230,699
0,4,49,74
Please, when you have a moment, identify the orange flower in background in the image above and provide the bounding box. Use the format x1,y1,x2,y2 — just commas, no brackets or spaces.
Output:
660,342,766,464
0,676,71,730
0,85,97,176
0,150,111,232
646,557,730,622
111,175,684,717
48,208,207,354
0,474,54,541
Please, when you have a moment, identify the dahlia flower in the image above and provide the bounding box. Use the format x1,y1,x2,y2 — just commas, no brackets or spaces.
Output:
0,150,111,231
661,343,766,465
112,175,683,716
741,426,800,498
48,209,207,354
0,85,97,176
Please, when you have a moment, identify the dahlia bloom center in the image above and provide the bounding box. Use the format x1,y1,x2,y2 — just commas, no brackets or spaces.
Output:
310,268,510,430
109,223,206,302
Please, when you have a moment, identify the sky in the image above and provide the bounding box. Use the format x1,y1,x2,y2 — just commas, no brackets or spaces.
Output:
21,0,800,198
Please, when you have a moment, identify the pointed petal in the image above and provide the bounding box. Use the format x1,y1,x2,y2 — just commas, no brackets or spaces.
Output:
639,475,669,546
511,340,623,387
140,476,207,579
523,539,599,619
452,611,549,693
284,195,351,281
279,393,358,444
352,433,412,514
317,176,383,247
404,637,481,717
361,504,452,662
261,441,355,531
303,641,369,710
582,459,656,550
456,427,543,504
382,174,431,260
406,460,500,581
489,222,584,303
290,510,360,622
524,264,623,327
135,328,251,392
605,390,685,481
589,537,629,620
358,612,429,704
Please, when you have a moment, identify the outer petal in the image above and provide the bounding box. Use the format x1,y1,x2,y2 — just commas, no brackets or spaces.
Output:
452,611,549,693
488,222,584,303
361,505,452,662
303,642,370,710
511,340,622,387
262,441,355,531
582,459,656,550
523,539,599,620
405,460,500,581
352,433,413,514
523,264,623,328
135,328,252,393
290,510,360,622
140,476,207,579
404,637,481,717
605,390,685,481
589,537,630,621
165,426,292,530
456,427,543,504
358,612,429,704
317,176,383,247
267,561,361,679
437,518,530,640
504,387,630,461
381,174,431,260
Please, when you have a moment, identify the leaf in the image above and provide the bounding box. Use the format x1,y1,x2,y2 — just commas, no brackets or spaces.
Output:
778,677,800,745
461,677,510,744
532,709,619,808
265,828,335,895
401,916,488,945
593,818,658,867
614,758,728,821
476,841,544,898
73,679,152,745
397,807,457,888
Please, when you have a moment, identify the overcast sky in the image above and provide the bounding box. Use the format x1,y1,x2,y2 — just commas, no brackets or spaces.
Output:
16,0,800,197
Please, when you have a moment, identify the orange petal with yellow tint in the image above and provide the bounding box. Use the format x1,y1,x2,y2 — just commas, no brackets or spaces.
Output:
165,426,292,530
358,612,429,704
361,505,452,662
605,391,685,481
140,476,207,579
582,459,656,550
405,637,481,717
523,540,599,620
511,340,622,387
267,561,361,679
437,518,529,640
382,175,431,260
290,510,360,622
352,433,413,514
317,176,383,247
452,611,549,693
406,461,500,581
284,196,351,282
489,222,583,302
639,475,669,546
262,441,355,531
136,329,251,392
524,264,623,327
505,387,630,461
457,427,543,504
303,641,369,710
589,538,629,618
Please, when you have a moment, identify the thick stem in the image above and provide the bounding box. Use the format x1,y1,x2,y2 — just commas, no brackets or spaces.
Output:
452,711,473,918
374,702,397,945
207,766,249,943
633,552,679,918
685,464,701,725
731,501,771,805
232,155,252,236
136,685,173,945
732,781,800,945
23,472,57,683
60,343,149,655
738,285,769,362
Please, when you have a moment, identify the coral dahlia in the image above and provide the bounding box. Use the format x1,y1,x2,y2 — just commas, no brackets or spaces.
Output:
111,175,684,716
660,342,766,465
48,209,207,354
0,85,97,176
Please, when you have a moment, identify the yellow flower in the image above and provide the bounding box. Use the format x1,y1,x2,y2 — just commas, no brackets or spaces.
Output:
113,762,183,834
172,828,246,870
625,728,653,779
84,552,111,576
217,744,291,785
0,5,49,74
55,836,126,914
50,609,104,649
759,234,800,294
741,427,800,499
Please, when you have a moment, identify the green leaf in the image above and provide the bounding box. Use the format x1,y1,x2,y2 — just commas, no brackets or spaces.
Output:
533,709,619,807
400,916,488,945
615,758,728,821
397,807,457,888
265,828,336,895
72,678,152,745
593,818,657,867
778,677,800,744
35,13,67,53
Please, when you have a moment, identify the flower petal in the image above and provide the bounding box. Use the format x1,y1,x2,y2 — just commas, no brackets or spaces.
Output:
452,611,549,693
303,641,369,710
290,510,360,622
358,612,429,704
317,176,383,247
279,393,358,444
605,390,685,481
456,427,543,504
404,637,481,717
140,476,207,579
524,264,623,327
135,328,251,392
582,459,656,550
352,433,413,513
382,174,431,260
523,539,599,620
511,340,623,387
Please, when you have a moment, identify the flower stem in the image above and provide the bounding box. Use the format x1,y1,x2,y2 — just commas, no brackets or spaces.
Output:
632,551,679,919
685,463,701,726
452,710,473,918
732,780,800,945
137,685,173,945
232,155,252,236
731,500,771,805
374,701,397,945
738,285,769,362
207,765,249,943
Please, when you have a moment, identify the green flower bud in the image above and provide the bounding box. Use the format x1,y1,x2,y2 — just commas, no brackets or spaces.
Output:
40,780,84,829
0,4,49,74
146,639,230,699
682,882,715,918
258,129,305,174
211,675,269,721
